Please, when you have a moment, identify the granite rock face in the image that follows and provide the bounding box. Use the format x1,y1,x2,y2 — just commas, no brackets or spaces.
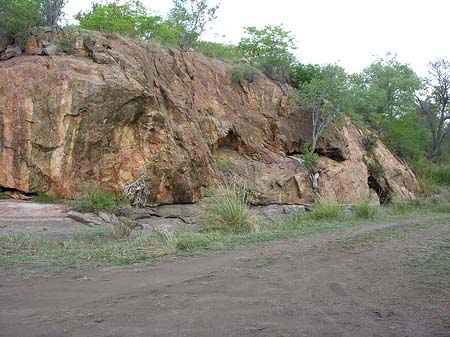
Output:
0,30,419,204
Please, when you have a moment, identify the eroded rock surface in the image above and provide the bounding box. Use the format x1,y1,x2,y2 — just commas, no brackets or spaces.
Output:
0,30,419,204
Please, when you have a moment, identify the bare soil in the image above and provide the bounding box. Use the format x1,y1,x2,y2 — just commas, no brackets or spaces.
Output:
0,209,449,337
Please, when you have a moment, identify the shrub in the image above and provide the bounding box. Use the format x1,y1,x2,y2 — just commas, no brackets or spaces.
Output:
307,199,341,220
68,187,119,213
200,184,257,234
194,41,240,60
213,156,234,172
230,63,260,83
33,192,54,203
431,166,450,185
300,144,320,174
417,176,435,196
362,134,378,153
110,215,133,239
367,160,385,179
352,202,378,220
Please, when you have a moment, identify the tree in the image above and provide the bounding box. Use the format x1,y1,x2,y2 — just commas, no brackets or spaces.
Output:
0,0,45,39
238,24,297,81
416,58,450,160
350,54,421,134
37,0,67,26
297,64,349,151
75,0,163,41
168,0,219,50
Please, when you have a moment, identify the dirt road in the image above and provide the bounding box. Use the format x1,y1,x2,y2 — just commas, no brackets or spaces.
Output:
1,218,449,337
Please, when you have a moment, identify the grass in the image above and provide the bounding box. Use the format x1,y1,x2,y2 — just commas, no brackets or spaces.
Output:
33,192,55,203
200,184,257,234
306,199,341,220
213,157,234,172
353,202,379,220
68,187,119,213
410,235,450,277
332,217,449,251
1,191,450,271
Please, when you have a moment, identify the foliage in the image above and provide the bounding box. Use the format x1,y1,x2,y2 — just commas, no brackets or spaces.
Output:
38,0,67,25
68,187,119,213
33,192,55,203
416,58,450,160
290,63,322,88
213,156,234,172
194,40,240,60
296,64,349,150
430,165,450,185
230,63,260,83
0,0,45,39
300,144,320,174
352,202,379,220
362,134,378,153
238,25,297,81
110,215,132,239
75,0,164,41
307,199,341,220
200,184,257,234
367,159,385,179
168,0,219,50
387,201,414,215
351,53,421,129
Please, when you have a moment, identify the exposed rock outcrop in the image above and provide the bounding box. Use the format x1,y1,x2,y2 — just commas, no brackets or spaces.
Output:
0,30,419,205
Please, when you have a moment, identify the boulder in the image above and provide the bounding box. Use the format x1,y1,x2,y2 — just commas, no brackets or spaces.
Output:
0,46,22,61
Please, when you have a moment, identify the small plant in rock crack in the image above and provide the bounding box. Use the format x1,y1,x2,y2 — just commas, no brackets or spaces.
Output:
300,144,320,174
363,134,378,154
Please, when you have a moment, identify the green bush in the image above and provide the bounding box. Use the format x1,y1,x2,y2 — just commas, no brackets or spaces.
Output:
417,176,436,196
200,184,257,234
362,134,378,153
307,199,341,220
33,192,55,203
194,41,240,60
68,187,119,213
213,156,234,172
367,160,385,179
352,202,379,220
230,63,260,83
300,144,320,174
431,166,450,185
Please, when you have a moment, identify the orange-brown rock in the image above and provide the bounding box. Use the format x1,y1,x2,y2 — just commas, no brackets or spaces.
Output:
0,31,419,205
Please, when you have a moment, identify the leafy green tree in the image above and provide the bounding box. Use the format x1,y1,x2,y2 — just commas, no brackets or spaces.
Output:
297,64,349,151
38,0,67,25
0,0,45,39
238,25,297,81
168,0,219,50
350,54,421,134
289,62,322,88
75,0,163,41
416,58,450,160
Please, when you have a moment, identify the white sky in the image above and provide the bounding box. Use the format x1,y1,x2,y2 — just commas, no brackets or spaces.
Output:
65,0,450,76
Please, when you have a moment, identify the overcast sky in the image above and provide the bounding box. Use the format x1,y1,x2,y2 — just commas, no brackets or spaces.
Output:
65,0,450,76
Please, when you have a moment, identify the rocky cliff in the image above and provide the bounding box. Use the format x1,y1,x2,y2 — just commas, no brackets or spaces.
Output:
0,29,419,205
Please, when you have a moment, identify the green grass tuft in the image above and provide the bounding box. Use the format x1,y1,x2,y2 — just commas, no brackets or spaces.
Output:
33,192,55,203
68,187,119,213
307,199,341,220
200,184,258,234
352,202,379,220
